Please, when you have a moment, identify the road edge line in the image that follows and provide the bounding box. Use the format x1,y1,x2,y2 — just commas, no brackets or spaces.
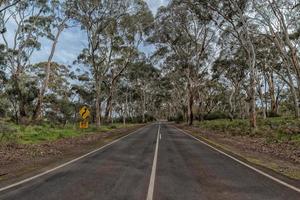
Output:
0,125,149,193
173,126,300,193
146,123,160,200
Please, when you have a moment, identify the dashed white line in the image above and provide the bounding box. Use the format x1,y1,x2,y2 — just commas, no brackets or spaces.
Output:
146,124,160,200
174,126,300,194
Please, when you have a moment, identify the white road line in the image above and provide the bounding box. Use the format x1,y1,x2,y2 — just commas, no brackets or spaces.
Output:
0,125,149,193
173,126,300,193
146,124,160,200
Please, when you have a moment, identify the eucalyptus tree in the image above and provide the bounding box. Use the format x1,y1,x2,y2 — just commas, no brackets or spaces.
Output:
212,48,248,120
254,35,286,117
196,80,228,120
0,0,21,13
152,0,215,125
70,71,98,122
103,1,154,122
190,0,258,129
0,0,54,124
31,61,73,124
163,71,186,121
253,0,300,117
69,0,130,127
0,43,6,74
124,59,159,123
33,0,71,122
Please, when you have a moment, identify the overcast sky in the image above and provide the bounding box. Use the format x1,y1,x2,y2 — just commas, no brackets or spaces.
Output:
145,0,169,15
1,0,169,67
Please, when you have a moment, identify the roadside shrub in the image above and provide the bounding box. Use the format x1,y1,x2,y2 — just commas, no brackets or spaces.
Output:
168,113,184,123
198,119,250,136
204,111,228,120
33,126,44,132
109,125,117,129
123,114,156,123
88,126,100,132
0,122,18,143
268,112,281,118
58,132,65,139
145,114,156,122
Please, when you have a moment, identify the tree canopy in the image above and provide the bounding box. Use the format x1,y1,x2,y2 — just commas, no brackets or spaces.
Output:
0,0,300,130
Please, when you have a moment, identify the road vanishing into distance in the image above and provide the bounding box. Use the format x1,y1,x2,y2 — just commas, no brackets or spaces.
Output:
0,123,300,200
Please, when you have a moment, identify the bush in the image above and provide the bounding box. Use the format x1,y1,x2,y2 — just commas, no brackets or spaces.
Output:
168,113,184,123
109,125,117,129
0,122,18,143
204,111,228,120
119,114,156,123
197,119,250,136
268,112,281,118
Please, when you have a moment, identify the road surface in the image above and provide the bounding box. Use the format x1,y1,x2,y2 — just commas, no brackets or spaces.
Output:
0,123,299,200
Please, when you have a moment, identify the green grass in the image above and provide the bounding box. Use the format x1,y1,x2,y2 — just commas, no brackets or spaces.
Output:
194,117,300,144
0,121,137,144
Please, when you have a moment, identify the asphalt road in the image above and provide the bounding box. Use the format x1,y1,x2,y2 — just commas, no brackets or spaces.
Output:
0,123,300,200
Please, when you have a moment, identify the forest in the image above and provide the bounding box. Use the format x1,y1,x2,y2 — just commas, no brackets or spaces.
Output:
0,0,300,135
0,0,300,191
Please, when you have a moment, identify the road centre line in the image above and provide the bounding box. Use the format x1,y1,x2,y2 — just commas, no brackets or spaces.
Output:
146,123,160,200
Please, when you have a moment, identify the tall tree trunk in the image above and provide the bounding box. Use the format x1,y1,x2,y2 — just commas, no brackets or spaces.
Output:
12,72,28,124
104,95,113,124
106,85,115,124
228,88,235,121
187,80,194,126
186,66,194,126
249,69,257,129
267,72,277,114
286,68,300,118
95,77,102,127
142,89,146,123
19,96,28,124
248,33,257,130
279,7,300,97
187,91,193,126
33,21,66,122
123,103,126,125
105,70,119,123
231,0,257,130
264,75,268,116
257,80,266,119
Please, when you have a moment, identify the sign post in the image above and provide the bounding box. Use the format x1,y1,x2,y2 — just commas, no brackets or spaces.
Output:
79,106,90,129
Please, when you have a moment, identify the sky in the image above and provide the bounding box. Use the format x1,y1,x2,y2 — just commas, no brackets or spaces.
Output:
1,0,169,67
145,0,169,15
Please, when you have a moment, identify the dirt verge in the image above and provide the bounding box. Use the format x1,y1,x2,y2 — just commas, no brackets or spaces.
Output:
0,124,145,187
175,124,300,181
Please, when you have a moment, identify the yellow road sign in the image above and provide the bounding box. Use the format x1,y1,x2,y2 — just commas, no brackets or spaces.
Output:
80,121,89,129
79,106,90,119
